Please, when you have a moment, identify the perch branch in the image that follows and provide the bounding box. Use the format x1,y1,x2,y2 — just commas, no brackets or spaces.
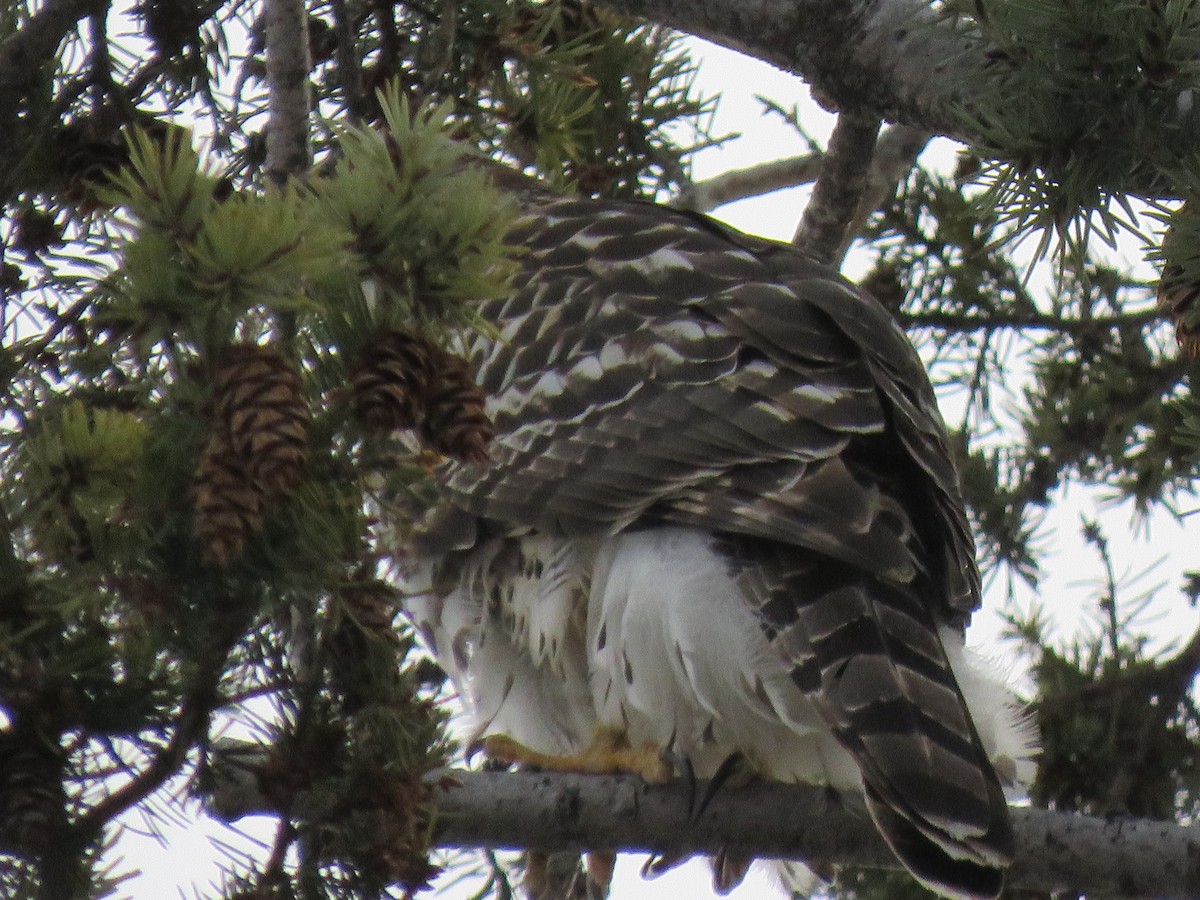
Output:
205,754,1200,899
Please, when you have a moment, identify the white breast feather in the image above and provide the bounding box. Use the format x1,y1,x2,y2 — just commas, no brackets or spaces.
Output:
407,526,1036,799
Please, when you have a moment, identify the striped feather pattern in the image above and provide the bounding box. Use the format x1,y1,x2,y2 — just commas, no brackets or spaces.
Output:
405,196,1021,899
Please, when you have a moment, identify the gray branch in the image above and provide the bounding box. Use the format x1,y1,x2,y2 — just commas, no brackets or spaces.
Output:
674,125,930,262
791,112,880,263
264,0,313,180
595,0,1200,196
816,122,930,267
674,154,823,212
594,0,980,138
204,748,1200,899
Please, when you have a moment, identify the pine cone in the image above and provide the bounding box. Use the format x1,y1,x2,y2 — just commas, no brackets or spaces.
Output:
358,777,440,891
1157,264,1200,358
193,430,264,567
351,329,443,432
215,344,309,494
420,354,493,464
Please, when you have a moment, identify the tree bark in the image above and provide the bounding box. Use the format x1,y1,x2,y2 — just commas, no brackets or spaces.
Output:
264,0,312,181
594,0,1199,199
206,758,1200,899
791,111,880,262
594,0,979,136
428,771,1200,899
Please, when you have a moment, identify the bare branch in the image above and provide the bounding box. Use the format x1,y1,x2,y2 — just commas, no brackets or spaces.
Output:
847,123,931,243
792,111,880,263
897,306,1164,336
673,154,822,212
674,124,930,259
205,755,1200,899
593,0,979,136
264,0,312,180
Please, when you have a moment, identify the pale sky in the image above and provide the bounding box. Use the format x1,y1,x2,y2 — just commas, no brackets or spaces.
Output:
111,33,1200,900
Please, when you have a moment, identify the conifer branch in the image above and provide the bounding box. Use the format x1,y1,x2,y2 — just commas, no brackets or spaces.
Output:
673,154,823,212
0,0,104,133
592,0,978,136
74,638,234,837
205,761,1200,898
792,111,880,264
896,306,1164,336
1037,624,1200,709
264,0,313,180
73,696,209,837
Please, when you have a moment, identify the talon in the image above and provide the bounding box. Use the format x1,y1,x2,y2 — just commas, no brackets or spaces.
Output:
712,847,752,895
478,728,672,782
481,734,521,764
680,755,698,819
465,737,487,764
697,751,747,818
641,850,688,879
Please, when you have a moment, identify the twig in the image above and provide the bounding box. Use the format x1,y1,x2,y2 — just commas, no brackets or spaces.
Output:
897,305,1164,336
792,111,880,264
673,154,822,212
74,616,245,838
74,694,209,836
1039,624,1200,708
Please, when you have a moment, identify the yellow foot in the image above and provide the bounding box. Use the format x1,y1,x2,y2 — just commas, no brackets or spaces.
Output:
483,725,673,783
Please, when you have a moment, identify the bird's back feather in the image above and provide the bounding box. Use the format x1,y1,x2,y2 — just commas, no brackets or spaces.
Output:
403,195,1031,899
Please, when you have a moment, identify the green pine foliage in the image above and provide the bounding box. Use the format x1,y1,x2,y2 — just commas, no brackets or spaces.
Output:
3,0,1200,898
0,92,517,896
936,0,1200,354
1006,521,1200,820
945,0,1200,249
861,163,1200,584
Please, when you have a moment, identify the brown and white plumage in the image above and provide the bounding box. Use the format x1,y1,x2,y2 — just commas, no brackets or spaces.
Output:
399,196,1036,899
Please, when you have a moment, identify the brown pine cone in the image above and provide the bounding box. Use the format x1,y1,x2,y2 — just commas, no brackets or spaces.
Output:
214,344,309,494
193,429,264,567
326,580,403,713
351,329,443,432
1157,263,1200,358
419,353,493,464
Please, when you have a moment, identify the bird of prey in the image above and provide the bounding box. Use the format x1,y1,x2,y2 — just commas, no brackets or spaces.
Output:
399,194,1037,899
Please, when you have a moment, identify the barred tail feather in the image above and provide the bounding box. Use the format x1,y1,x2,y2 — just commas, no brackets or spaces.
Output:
864,783,1009,900
744,546,1016,900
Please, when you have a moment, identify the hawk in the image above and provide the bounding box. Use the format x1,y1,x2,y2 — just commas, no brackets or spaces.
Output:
399,194,1036,899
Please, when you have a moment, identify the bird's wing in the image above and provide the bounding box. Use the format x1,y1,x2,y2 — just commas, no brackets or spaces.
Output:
418,196,978,620
407,195,1010,899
